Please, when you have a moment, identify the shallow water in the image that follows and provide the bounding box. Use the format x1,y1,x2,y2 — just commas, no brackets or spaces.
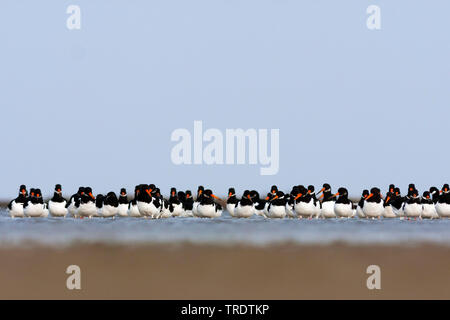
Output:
1,209,450,247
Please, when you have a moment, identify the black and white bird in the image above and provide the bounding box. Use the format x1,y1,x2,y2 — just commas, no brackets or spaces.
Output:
334,187,354,218
7,185,28,218
403,188,422,219
267,191,287,218
136,184,160,218
362,187,384,219
66,187,84,217
356,189,369,218
48,184,68,217
117,188,129,217
436,184,450,218
192,185,205,217
77,187,97,218
226,188,238,217
233,190,254,218
24,188,48,218
421,191,438,219
181,190,194,217
294,185,316,219
317,183,336,218
196,189,222,218
168,187,183,217
102,191,119,218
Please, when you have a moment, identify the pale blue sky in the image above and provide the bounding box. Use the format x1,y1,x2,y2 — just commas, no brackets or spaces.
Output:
1,1,449,198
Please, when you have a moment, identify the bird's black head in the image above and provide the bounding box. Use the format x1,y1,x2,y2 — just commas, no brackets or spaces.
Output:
96,194,104,207
362,189,369,197
337,187,348,197
228,188,236,196
270,185,278,194
442,184,450,193
107,191,117,199
19,185,27,195
423,191,431,199
320,183,331,194
186,190,192,198
429,186,439,195
394,187,401,196
307,185,315,193
84,187,95,199
120,188,127,196
55,184,62,193
389,184,395,193
35,189,42,198
370,187,381,195
298,185,307,195
250,190,260,200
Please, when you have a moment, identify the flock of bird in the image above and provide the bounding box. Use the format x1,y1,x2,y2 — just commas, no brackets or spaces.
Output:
5,183,450,219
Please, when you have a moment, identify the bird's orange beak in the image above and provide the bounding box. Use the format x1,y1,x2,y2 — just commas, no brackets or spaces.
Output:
211,194,219,199
265,196,270,200
366,193,374,200
89,192,95,199
385,196,390,203
317,187,325,194
333,192,339,197
294,193,303,200
272,195,279,200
